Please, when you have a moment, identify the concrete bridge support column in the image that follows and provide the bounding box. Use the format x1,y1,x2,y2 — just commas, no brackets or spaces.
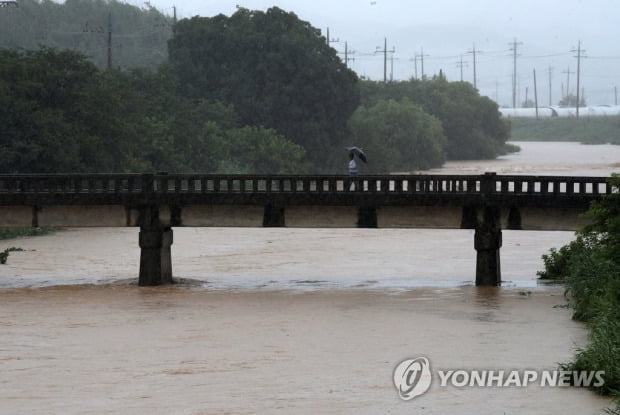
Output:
474,207,502,286
138,202,173,286
139,227,173,286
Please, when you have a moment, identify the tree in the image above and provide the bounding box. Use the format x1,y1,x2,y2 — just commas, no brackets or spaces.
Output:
219,126,306,174
360,78,511,160
559,93,586,108
347,99,447,173
0,48,97,172
167,7,360,170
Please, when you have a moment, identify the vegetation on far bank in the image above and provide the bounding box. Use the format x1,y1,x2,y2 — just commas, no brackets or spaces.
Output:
1,3,511,175
510,117,620,145
538,175,620,410
0,227,58,240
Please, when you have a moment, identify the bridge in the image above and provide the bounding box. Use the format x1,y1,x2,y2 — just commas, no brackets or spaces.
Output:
0,173,614,286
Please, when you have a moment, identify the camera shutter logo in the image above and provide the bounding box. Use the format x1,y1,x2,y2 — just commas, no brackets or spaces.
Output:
393,357,432,400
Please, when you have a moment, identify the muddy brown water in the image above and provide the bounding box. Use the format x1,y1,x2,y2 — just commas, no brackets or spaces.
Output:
1,141,618,414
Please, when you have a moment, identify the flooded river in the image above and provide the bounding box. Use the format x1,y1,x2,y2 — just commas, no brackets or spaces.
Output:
1,141,618,414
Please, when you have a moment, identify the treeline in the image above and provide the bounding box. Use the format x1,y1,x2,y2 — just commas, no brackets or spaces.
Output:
538,175,620,411
0,0,172,70
356,78,513,172
1,3,511,174
0,47,304,173
511,117,620,145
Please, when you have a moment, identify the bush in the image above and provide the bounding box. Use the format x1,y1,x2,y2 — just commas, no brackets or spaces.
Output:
538,175,620,399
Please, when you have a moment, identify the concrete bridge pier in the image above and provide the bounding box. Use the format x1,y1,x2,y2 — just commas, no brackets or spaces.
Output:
474,206,502,286
139,227,173,286
138,206,173,286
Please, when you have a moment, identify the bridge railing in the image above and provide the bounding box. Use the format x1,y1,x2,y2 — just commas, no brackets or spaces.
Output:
147,174,483,194
490,175,614,196
0,173,614,196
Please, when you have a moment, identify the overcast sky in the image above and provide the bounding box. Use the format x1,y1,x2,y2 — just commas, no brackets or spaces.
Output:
130,0,619,107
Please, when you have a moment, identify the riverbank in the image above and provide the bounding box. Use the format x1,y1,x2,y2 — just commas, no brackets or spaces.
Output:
510,117,620,145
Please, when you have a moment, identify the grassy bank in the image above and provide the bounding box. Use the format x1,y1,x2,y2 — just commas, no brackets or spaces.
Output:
510,116,620,144
0,227,58,240
538,175,620,411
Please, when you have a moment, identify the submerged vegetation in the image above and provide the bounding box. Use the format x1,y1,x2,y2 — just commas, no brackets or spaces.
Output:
511,117,620,144
0,247,23,265
0,228,56,264
538,175,620,407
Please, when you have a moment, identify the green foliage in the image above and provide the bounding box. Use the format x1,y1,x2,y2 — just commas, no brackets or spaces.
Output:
0,247,24,265
0,227,57,240
168,7,360,170
219,126,306,174
0,47,302,174
347,98,447,172
0,0,172,70
359,78,511,161
539,175,620,397
560,313,620,396
510,117,620,144
537,235,595,281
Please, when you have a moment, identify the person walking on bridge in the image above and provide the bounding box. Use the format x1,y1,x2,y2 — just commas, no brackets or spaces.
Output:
346,146,367,190
348,151,358,176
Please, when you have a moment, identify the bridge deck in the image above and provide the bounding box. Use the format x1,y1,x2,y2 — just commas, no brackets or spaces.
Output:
0,173,613,208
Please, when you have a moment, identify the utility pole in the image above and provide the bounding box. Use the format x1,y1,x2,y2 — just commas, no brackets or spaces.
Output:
107,11,112,70
562,66,574,103
572,41,585,118
339,41,355,68
615,86,618,106
467,43,478,88
418,47,429,79
547,67,553,106
456,55,467,81
410,56,418,80
525,86,529,105
375,38,395,83
326,27,339,47
509,38,522,108
533,68,539,119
